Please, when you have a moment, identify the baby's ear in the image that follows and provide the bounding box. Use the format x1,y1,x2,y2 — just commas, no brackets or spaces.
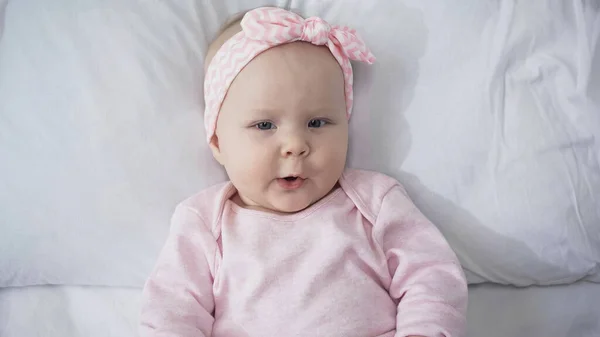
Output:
208,135,224,165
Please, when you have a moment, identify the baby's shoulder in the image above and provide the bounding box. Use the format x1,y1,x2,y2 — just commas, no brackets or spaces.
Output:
172,181,233,233
340,168,408,222
341,168,405,196
179,181,231,208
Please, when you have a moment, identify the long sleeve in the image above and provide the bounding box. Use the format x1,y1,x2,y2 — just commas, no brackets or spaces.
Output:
375,185,468,337
139,204,218,337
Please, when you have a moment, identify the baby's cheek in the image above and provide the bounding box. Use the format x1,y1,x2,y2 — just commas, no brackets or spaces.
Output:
231,147,275,206
228,139,271,178
322,133,348,160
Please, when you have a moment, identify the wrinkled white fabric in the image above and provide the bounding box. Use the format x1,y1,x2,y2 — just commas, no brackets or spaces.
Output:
0,0,598,288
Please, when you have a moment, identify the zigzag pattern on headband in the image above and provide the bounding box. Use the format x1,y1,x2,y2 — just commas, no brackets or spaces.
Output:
204,7,375,143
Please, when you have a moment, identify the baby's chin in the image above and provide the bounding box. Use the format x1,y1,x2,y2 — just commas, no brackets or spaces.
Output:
235,192,313,214
265,186,337,214
267,198,313,214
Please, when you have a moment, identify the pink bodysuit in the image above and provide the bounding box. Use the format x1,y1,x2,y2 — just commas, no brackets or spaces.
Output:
140,169,467,337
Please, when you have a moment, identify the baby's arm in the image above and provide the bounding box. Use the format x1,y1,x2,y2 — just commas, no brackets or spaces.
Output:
139,204,217,337
375,184,468,337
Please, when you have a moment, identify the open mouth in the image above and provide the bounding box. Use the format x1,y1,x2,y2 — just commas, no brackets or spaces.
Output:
277,176,305,190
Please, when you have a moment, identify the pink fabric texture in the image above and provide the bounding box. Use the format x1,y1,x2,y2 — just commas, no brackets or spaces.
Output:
203,7,376,142
140,169,468,337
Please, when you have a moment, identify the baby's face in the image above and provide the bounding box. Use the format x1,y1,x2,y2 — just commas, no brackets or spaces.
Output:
210,42,348,213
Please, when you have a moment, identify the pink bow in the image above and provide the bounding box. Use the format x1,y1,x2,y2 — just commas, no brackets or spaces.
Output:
241,8,376,64
204,7,375,143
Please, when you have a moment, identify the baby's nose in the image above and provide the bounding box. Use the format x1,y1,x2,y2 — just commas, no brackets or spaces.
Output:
281,136,310,157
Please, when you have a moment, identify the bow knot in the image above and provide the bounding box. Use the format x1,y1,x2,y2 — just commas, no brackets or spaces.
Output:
301,17,331,45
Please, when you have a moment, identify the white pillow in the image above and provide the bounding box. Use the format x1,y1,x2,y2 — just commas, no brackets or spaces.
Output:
0,0,247,286
347,0,600,285
0,0,598,288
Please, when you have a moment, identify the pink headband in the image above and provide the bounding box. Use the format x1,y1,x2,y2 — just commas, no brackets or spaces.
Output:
203,7,376,142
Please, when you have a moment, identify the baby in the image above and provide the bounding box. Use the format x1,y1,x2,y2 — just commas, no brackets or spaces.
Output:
140,7,467,337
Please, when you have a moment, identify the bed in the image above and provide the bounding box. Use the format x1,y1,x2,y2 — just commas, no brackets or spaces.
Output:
2,282,600,337
1,0,599,336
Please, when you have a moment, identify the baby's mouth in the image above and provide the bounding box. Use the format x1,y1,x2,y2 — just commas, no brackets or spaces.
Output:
277,176,305,190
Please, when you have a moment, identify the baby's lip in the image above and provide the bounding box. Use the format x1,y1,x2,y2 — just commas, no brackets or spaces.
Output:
277,176,305,190
280,174,306,179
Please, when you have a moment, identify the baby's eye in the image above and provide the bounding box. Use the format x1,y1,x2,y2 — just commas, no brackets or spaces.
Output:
308,119,327,128
255,121,275,130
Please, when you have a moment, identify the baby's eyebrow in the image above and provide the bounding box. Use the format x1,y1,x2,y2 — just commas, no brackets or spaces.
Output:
247,108,281,115
243,106,346,119
304,107,347,117
239,108,281,122
241,109,281,122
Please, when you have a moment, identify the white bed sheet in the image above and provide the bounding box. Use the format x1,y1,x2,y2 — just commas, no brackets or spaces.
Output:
0,282,599,337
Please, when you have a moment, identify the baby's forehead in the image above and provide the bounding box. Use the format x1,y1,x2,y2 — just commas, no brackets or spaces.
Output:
222,48,346,118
